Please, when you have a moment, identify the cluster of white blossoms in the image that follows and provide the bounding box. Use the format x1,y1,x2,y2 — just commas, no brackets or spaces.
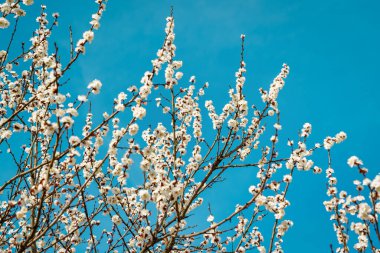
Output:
75,0,106,53
0,0,36,29
323,155,380,253
323,131,347,150
0,2,378,253
260,63,289,111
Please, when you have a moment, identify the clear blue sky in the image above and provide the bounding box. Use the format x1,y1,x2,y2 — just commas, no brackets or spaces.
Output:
2,0,380,252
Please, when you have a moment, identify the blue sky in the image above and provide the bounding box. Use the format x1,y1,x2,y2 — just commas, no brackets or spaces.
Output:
2,0,380,252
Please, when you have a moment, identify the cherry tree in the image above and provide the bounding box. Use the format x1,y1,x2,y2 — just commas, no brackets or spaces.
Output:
0,1,378,252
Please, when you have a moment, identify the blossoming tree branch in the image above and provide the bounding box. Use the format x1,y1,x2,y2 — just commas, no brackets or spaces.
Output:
0,1,379,252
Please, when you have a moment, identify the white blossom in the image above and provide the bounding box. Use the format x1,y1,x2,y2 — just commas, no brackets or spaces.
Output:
69,136,81,146
129,123,139,136
0,17,10,29
23,0,34,5
83,30,95,43
112,215,122,225
347,156,362,168
132,106,146,119
87,79,102,94
139,189,150,201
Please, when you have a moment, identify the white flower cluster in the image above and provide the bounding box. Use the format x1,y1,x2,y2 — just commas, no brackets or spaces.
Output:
260,63,289,111
323,131,347,149
0,0,37,29
323,157,380,252
75,2,105,53
286,141,315,171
